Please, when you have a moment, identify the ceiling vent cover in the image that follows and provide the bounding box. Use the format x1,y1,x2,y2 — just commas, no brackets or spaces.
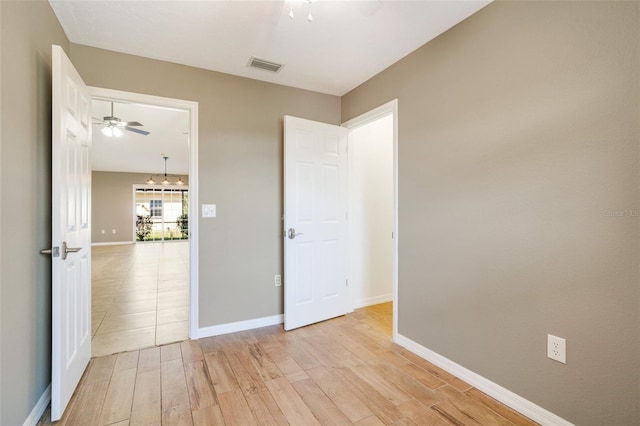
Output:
248,56,284,73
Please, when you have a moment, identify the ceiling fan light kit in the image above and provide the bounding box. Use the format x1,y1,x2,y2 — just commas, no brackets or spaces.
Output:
101,125,123,137
289,0,314,22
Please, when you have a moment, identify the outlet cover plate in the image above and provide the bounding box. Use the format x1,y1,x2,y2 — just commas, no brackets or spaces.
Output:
274,275,282,287
547,334,566,364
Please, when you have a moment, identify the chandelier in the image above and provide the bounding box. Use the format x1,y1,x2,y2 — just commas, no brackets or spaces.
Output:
146,155,184,186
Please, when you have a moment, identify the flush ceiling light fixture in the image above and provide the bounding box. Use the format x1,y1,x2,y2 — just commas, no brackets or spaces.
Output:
146,155,185,186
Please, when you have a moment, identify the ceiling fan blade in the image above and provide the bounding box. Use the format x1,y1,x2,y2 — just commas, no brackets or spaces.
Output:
121,121,143,127
125,126,150,136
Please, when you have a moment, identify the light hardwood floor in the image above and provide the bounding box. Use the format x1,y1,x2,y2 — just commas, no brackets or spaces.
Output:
41,303,538,425
92,242,189,357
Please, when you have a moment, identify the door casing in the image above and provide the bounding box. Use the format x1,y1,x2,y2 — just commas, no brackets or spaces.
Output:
342,99,399,341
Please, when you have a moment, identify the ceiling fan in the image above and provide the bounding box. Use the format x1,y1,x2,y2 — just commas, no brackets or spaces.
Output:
93,101,150,137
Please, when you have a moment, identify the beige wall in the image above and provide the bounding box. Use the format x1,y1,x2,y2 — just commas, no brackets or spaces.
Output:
69,44,341,327
342,2,639,424
0,1,69,424
92,171,189,243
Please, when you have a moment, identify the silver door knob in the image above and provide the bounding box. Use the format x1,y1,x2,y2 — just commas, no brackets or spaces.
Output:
287,228,304,239
40,247,60,257
61,241,81,260
41,242,81,260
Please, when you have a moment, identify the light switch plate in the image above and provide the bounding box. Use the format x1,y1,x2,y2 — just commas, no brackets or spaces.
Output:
202,204,216,218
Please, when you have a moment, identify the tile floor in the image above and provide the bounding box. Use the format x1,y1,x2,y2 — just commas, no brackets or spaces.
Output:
91,241,189,357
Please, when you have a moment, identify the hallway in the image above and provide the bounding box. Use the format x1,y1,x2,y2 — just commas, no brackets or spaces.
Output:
91,242,189,357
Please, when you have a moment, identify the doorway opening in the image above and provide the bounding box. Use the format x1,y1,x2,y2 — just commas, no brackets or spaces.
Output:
343,99,398,340
88,87,199,357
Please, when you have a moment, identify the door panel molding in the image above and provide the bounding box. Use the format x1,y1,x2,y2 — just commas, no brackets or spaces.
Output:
51,44,92,421
284,116,349,330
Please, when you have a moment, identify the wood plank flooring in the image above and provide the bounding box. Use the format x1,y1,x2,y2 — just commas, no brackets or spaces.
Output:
39,303,538,425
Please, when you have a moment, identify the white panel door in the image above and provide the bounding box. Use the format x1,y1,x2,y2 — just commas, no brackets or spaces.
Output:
284,116,349,331
50,45,92,421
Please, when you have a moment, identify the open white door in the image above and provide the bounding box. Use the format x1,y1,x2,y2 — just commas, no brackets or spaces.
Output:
283,116,349,331
49,45,92,421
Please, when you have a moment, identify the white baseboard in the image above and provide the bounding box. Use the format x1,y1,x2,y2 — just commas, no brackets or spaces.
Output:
354,293,393,309
196,314,283,339
23,384,50,426
91,241,134,246
395,334,574,426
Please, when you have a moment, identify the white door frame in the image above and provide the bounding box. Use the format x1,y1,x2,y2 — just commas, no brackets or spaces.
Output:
342,99,399,341
88,86,200,338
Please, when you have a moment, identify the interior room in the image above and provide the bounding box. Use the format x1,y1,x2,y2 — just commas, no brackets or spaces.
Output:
1,1,638,425
90,99,191,356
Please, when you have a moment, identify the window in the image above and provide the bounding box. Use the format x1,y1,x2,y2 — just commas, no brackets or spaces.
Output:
135,187,189,241
150,199,163,217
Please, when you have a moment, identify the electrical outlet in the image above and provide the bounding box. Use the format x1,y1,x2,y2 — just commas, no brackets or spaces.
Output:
274,275,281,287
547,334,566,364
112,229,117,234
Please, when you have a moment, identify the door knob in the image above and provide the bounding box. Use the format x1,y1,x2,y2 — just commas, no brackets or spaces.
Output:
287,228,304,239
61,241,81,260
40,242,81,260
40,247,60,257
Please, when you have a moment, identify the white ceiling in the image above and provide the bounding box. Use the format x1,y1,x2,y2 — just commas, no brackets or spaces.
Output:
91,99,190,174
50,0,490,96
54,0,491,174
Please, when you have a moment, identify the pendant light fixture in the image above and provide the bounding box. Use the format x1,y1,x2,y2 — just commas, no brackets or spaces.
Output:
146,155,185,186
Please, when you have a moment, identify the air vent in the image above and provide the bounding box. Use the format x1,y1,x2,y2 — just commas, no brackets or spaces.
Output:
248,56,284,73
